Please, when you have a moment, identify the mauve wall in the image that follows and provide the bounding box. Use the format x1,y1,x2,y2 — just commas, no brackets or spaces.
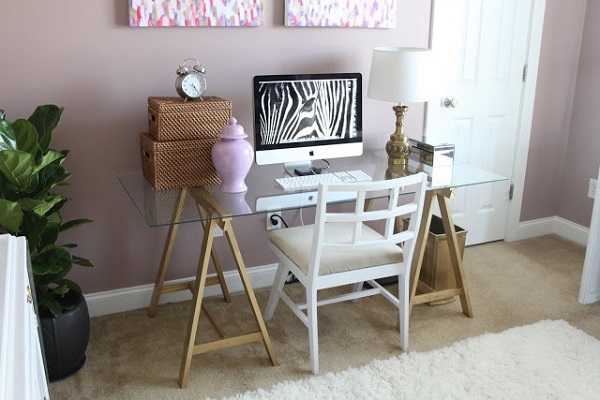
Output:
1,2,430,294
0,1,595,296
521,0,591,222
557,0,600,226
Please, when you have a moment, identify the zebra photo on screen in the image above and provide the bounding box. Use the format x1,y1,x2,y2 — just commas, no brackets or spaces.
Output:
257,78,359,146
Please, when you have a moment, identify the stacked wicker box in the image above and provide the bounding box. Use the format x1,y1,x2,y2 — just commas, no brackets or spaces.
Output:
140,96,232,190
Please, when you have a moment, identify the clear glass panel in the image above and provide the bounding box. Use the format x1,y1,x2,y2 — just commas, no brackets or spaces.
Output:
119,150,507,227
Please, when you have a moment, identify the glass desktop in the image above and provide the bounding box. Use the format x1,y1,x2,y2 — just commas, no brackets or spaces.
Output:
118,149,507,228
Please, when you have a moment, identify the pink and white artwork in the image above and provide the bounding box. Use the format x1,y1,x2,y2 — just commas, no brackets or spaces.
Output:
129,0,264,27
285,0,396,28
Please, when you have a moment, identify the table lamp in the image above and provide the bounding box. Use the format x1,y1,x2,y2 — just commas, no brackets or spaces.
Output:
368,47,433,166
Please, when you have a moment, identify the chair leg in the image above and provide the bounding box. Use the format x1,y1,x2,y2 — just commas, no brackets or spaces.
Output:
398,275,409,351
352,282,365,291
351,282,364,303
264,265,288,321
307,286,319,375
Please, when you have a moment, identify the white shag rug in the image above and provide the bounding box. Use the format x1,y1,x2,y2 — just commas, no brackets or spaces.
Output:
223,320,600,399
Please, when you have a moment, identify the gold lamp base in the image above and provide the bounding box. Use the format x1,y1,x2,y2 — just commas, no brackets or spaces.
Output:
385,104,411,166
385,164,411,179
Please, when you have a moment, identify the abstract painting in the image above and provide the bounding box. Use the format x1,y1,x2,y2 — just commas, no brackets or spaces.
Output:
285,0,396,28
129,0,264,27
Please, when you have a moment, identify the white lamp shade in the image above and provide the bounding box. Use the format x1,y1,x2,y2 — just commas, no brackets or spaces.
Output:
368,47,434,103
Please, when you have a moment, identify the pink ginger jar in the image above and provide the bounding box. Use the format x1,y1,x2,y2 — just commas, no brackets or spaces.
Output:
211,117,254,193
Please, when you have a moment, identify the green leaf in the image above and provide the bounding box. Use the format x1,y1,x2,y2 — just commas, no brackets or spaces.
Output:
59,149,69,162
52,282,70,295
32,245,72,277
18,194,65,217
61,218,93,232
20,212,49,252
0,150,35,189
38,223,60,252
37,295,63,317
28,105,64,151
45,210,62,226
35,165,70,196
73,256,93,268
12,119,39,156
35,150,64,173
61,279,81,294
0,199,23,233
0,119,17,150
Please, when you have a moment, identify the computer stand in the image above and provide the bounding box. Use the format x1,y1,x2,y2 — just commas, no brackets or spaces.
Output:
284,160,328,176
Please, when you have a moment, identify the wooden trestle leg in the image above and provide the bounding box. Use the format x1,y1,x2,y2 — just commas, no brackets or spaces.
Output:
409,189,473,318
178,216,278,389
147,188,232,336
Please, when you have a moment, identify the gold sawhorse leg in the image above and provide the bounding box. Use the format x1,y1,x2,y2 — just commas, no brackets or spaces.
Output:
409,189,473,317
147,188,232,333
178,215,278,388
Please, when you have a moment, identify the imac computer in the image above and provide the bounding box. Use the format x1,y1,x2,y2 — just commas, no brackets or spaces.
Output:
252,72,363,176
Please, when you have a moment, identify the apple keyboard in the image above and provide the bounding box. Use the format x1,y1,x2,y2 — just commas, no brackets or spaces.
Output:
275,170,372,190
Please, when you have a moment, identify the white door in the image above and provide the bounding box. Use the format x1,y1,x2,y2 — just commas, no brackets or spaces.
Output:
426,0,533,245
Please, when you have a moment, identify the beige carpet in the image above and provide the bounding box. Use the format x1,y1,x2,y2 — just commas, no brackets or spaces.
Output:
50,235,600,399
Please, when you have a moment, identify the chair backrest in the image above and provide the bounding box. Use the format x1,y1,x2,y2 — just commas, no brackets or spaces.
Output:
309,172,428,279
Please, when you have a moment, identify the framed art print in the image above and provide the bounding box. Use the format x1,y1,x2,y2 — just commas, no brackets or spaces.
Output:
285,0,396,28
129,0,264,27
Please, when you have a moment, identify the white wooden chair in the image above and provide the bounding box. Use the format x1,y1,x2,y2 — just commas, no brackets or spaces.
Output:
264,173,427,374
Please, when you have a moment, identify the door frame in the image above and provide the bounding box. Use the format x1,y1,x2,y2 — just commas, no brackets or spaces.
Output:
426,0,547,243
579,166,600,304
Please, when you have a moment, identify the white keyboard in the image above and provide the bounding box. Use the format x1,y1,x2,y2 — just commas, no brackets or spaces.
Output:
275,170,372,190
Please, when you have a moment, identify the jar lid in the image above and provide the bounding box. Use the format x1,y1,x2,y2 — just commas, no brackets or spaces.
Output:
219,117,248,139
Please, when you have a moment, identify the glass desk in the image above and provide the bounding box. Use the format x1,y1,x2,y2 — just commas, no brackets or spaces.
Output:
119,150,506,227
119,149,507,388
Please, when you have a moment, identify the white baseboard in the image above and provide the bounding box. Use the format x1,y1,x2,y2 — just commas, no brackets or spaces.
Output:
85,263,278,318
580,290,600,305
85,217,590,318
554,217,589,246
510,216,589,246
509,216,556,241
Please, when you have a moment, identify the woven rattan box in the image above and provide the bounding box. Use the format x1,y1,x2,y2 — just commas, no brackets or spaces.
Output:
140,132,220,190
147,96,232,141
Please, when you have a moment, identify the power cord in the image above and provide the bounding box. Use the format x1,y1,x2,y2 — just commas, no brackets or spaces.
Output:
267,213,298,284
269,214,288,228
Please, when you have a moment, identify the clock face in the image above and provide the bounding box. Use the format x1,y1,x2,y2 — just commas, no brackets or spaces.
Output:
180,73,206,98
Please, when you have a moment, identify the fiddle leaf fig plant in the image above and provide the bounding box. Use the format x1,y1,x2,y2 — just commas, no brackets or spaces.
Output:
0,105,93,317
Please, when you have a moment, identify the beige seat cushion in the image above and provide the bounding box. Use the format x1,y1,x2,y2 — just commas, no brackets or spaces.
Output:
269,223,403,276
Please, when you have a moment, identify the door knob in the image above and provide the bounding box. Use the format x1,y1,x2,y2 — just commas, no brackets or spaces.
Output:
443,97,459,108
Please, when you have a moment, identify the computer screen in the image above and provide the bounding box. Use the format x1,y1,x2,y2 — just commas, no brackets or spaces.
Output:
252,72,363,175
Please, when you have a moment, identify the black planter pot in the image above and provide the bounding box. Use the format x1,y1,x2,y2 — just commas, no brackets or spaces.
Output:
40,290,90,381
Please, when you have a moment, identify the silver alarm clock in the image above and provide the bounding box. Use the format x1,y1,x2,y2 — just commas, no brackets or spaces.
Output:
175,58,207,99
